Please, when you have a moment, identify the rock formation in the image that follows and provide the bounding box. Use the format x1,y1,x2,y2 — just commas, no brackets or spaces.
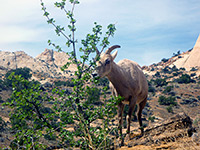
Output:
173,34,200,70
0,49,77,83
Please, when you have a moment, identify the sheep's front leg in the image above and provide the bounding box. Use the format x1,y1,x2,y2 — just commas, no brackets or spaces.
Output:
118,102,124,146
127,99,136,139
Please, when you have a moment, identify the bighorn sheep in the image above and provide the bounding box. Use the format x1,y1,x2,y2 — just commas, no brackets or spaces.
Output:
93,45,148,145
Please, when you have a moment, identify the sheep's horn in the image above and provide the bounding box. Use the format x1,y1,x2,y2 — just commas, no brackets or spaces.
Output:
105,45,121,54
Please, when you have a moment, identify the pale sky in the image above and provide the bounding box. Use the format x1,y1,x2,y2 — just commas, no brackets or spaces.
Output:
0,0,200,66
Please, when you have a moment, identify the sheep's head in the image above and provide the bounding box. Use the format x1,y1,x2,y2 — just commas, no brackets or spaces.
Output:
92,45,120,78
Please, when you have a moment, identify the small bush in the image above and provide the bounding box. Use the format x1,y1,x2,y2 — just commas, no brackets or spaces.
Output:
158,95,177,106
148,86,156,93
5,67,32,80
180,67,186,71
162,67,171,74
148,116,156,122
97,77,109,89
163,86,174,94
85,86,101,104
191,73,196,77
161,58,169,63
0,96,4,103
153,78,168,87
44,133,57,141
154,72,161,77
0,79,6,91
166,105,173,113
171,65,178,72
4,67,32,88
173,72,180,76
0,116,6,131
175,74,195,84
190,67,197,71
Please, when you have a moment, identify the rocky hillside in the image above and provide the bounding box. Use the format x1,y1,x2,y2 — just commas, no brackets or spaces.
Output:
143,34,200,76
0,49,76,83
0,35,200,149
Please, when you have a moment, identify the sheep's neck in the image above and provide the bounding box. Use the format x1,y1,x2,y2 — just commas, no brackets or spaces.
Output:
107,62,125,89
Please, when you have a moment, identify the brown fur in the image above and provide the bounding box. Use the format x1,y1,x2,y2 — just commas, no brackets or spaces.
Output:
93,45,148,145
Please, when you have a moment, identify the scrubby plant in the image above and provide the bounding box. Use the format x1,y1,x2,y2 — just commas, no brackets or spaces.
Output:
54,79,74,87
154,71,161,77
4,67,32,88
0,116,6,132
0,79,6,91
175,74,196,84
163,86,174,94
5,67,32,80
3,0,119,149
171,65,178,72
148,116,156,122
158,95,177,106
180,67,186,71
0,96,4,103
152,78,168,87
191,73,196,77
161,58,169,63
190,67,197,71
166,105,173,113
162,66,171,74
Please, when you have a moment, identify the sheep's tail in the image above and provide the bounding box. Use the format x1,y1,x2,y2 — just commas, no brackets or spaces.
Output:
105,45,121,54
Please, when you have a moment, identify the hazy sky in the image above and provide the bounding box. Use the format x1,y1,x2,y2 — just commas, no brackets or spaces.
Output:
0,0,200,66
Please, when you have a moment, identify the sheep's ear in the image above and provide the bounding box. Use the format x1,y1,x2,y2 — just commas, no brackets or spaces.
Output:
111,50,118,60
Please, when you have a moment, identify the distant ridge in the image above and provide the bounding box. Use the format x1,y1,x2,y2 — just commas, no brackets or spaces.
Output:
142,34,200,76
182,34,200,70
173,34,200,70
0,49,76,83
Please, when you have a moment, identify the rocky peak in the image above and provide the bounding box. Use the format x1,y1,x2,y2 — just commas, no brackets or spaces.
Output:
36,49,55,63
0,49,76,83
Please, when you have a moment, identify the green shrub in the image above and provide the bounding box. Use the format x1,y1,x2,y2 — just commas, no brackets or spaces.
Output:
166,105,173,113
85,86,101,104
180,67,186,71
154,72,161,77
175,74,195,84
4,67,32,88
171,65,178,72
163,86,173,94
148,86,156,93
191,73,196,77
98,77,109,88
3,1,119,149
161,58,169,63
54,80,67,86
162,67,171,74
0,116,6,132
0,96,4,103
0,79,6,91
153,78,168,87
5,67,32,80
158,95,177,106
54,79,74,87
148,116,156,122
190,67,197,71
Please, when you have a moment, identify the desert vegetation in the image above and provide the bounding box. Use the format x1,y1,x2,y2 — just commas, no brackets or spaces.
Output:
0,0,124,149
0,1,200,150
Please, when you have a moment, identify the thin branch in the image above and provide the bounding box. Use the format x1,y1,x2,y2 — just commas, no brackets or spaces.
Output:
40,0,70,41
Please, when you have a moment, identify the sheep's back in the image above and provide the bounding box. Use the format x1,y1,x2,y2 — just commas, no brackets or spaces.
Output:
117,59,148,98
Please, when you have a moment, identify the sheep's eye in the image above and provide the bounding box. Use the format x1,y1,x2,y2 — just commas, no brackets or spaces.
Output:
105,59,110,65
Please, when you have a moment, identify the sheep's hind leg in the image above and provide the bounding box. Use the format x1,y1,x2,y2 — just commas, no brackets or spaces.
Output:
127,98,137,139
137,97,147,135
